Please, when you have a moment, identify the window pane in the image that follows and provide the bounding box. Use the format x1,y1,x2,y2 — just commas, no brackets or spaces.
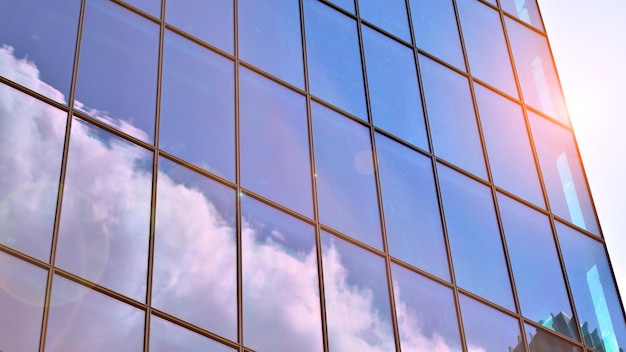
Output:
359,0,411,42
313,103,382,249
122,0,160,17
160,30,235,181
524,324,583,352
165,0,233,53
150,316,235,352
460,294,522,352
152,157,237,341
501,0,543,31
242,198,323,352
325,0,355,13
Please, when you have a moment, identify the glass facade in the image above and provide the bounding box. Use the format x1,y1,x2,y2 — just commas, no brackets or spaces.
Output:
0,0,624,351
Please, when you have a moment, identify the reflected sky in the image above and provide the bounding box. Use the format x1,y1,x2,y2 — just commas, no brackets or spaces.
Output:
501,0,543,30
150,315,235,352
460,294,522,352
165,0,233,53
359,0,411,42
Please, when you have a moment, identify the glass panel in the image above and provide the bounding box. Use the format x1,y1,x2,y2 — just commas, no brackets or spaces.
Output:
0,0,80,103
57,118,152,302
359,0,411,42
506,18,568,124
498,194,578,339
0,252,47,352
530,113,599,234
312,103,382,249
375,134,448,280
0,83,65,261
239,0,304,88
160,30,235,181
46,276,144,351
409,0,465,70
165,0,233,53
321,232,395,351
240,68,312,217
438,164,514,310
122,0,160,18
75,0,159,142
524,324,583,352
457,0,517,96
420,56,486,179
304,0,367,120
241,198,323,352
475,84,544,207
557,222,626,351
325,0,355,14
391,264,462,351
501,0,544,31
150,316,235,352
362,26,428,149
152,157,237,341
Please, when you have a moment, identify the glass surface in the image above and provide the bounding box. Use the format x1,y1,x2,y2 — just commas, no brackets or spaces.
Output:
312,103,382,249
240,68,313,217
0,0,80,103
0,252,47,352
57,118,152,302
359,0,411,42
152,157,237,341
410,0,465,70
304,0,367,120
0,83,66,261
506,18,568,124
239,0,304,88
325,0,355,13
150,316,235,352
460,295,522,352
391,264,462,351
122,0,160,17
375,134,448,279
241,198,323,352
438,164,514,310
362,26,428,149
46,276,144,352
420,56,487,179
501,0,544,31
498,193,577,339
475,84,544,206
524,324,583,352
321,232,395,351
457,0,517,97
75,0,159,142
165,0,233,53
557,222,626,351
530,112,599,233
160,30,235,181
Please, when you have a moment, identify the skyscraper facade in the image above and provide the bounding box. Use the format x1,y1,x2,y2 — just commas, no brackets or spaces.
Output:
0,0,624,351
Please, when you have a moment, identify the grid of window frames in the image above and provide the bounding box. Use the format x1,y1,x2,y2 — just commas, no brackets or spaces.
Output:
0,0,624,351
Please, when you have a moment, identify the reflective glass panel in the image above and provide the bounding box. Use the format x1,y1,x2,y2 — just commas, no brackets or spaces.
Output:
0,252,47,352
75,0,159,142
312,103,382,249
460,294,522,352
239,0,304,88
325,0,355,13
409,0,465,70
321,232,395,351
0,83,65,261
150,316,235,352
359,0,411,42
501,0,544,31
46,276,144,352
420,56,486,179
362,27,428,149
475,84,544,206
122,0,160,18
391,264,462,351
457,0,517,97
530,113,598,233
375,134,448,279
242,198,323,352
304,0,367,120
0,0,80,103
57,118,152,302
557,222,626,351
165,0,233,53
438,165,514,310
160,30,235,181
524,324,583,352
152,157,237,341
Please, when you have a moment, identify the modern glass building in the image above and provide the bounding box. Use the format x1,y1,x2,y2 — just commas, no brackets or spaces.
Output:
0,0,624,351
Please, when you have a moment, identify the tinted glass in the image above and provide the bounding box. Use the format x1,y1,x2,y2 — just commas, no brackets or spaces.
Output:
150,316,235,352
152,158,237,341
524,324,583,352
359,0,411,42
501,0,544,31
460,295,522,352
165,0,233,53
312,103,382,249
160,30,235,181
122,0,160,17
362,27,428,149
326,0,355,13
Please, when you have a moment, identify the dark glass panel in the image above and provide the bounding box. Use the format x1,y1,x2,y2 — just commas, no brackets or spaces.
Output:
75,0,159,142
150,316,235,352
359,0,411,42
165,0,233,53
501,0,544,31
152,157,237,341
0,83,65,261
241,198,323,352
375,134,448,280
57,118,152,302
122,0,160,17
524,324,583,352
362,27,428,149
312,103,382,249
160,30,235,181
